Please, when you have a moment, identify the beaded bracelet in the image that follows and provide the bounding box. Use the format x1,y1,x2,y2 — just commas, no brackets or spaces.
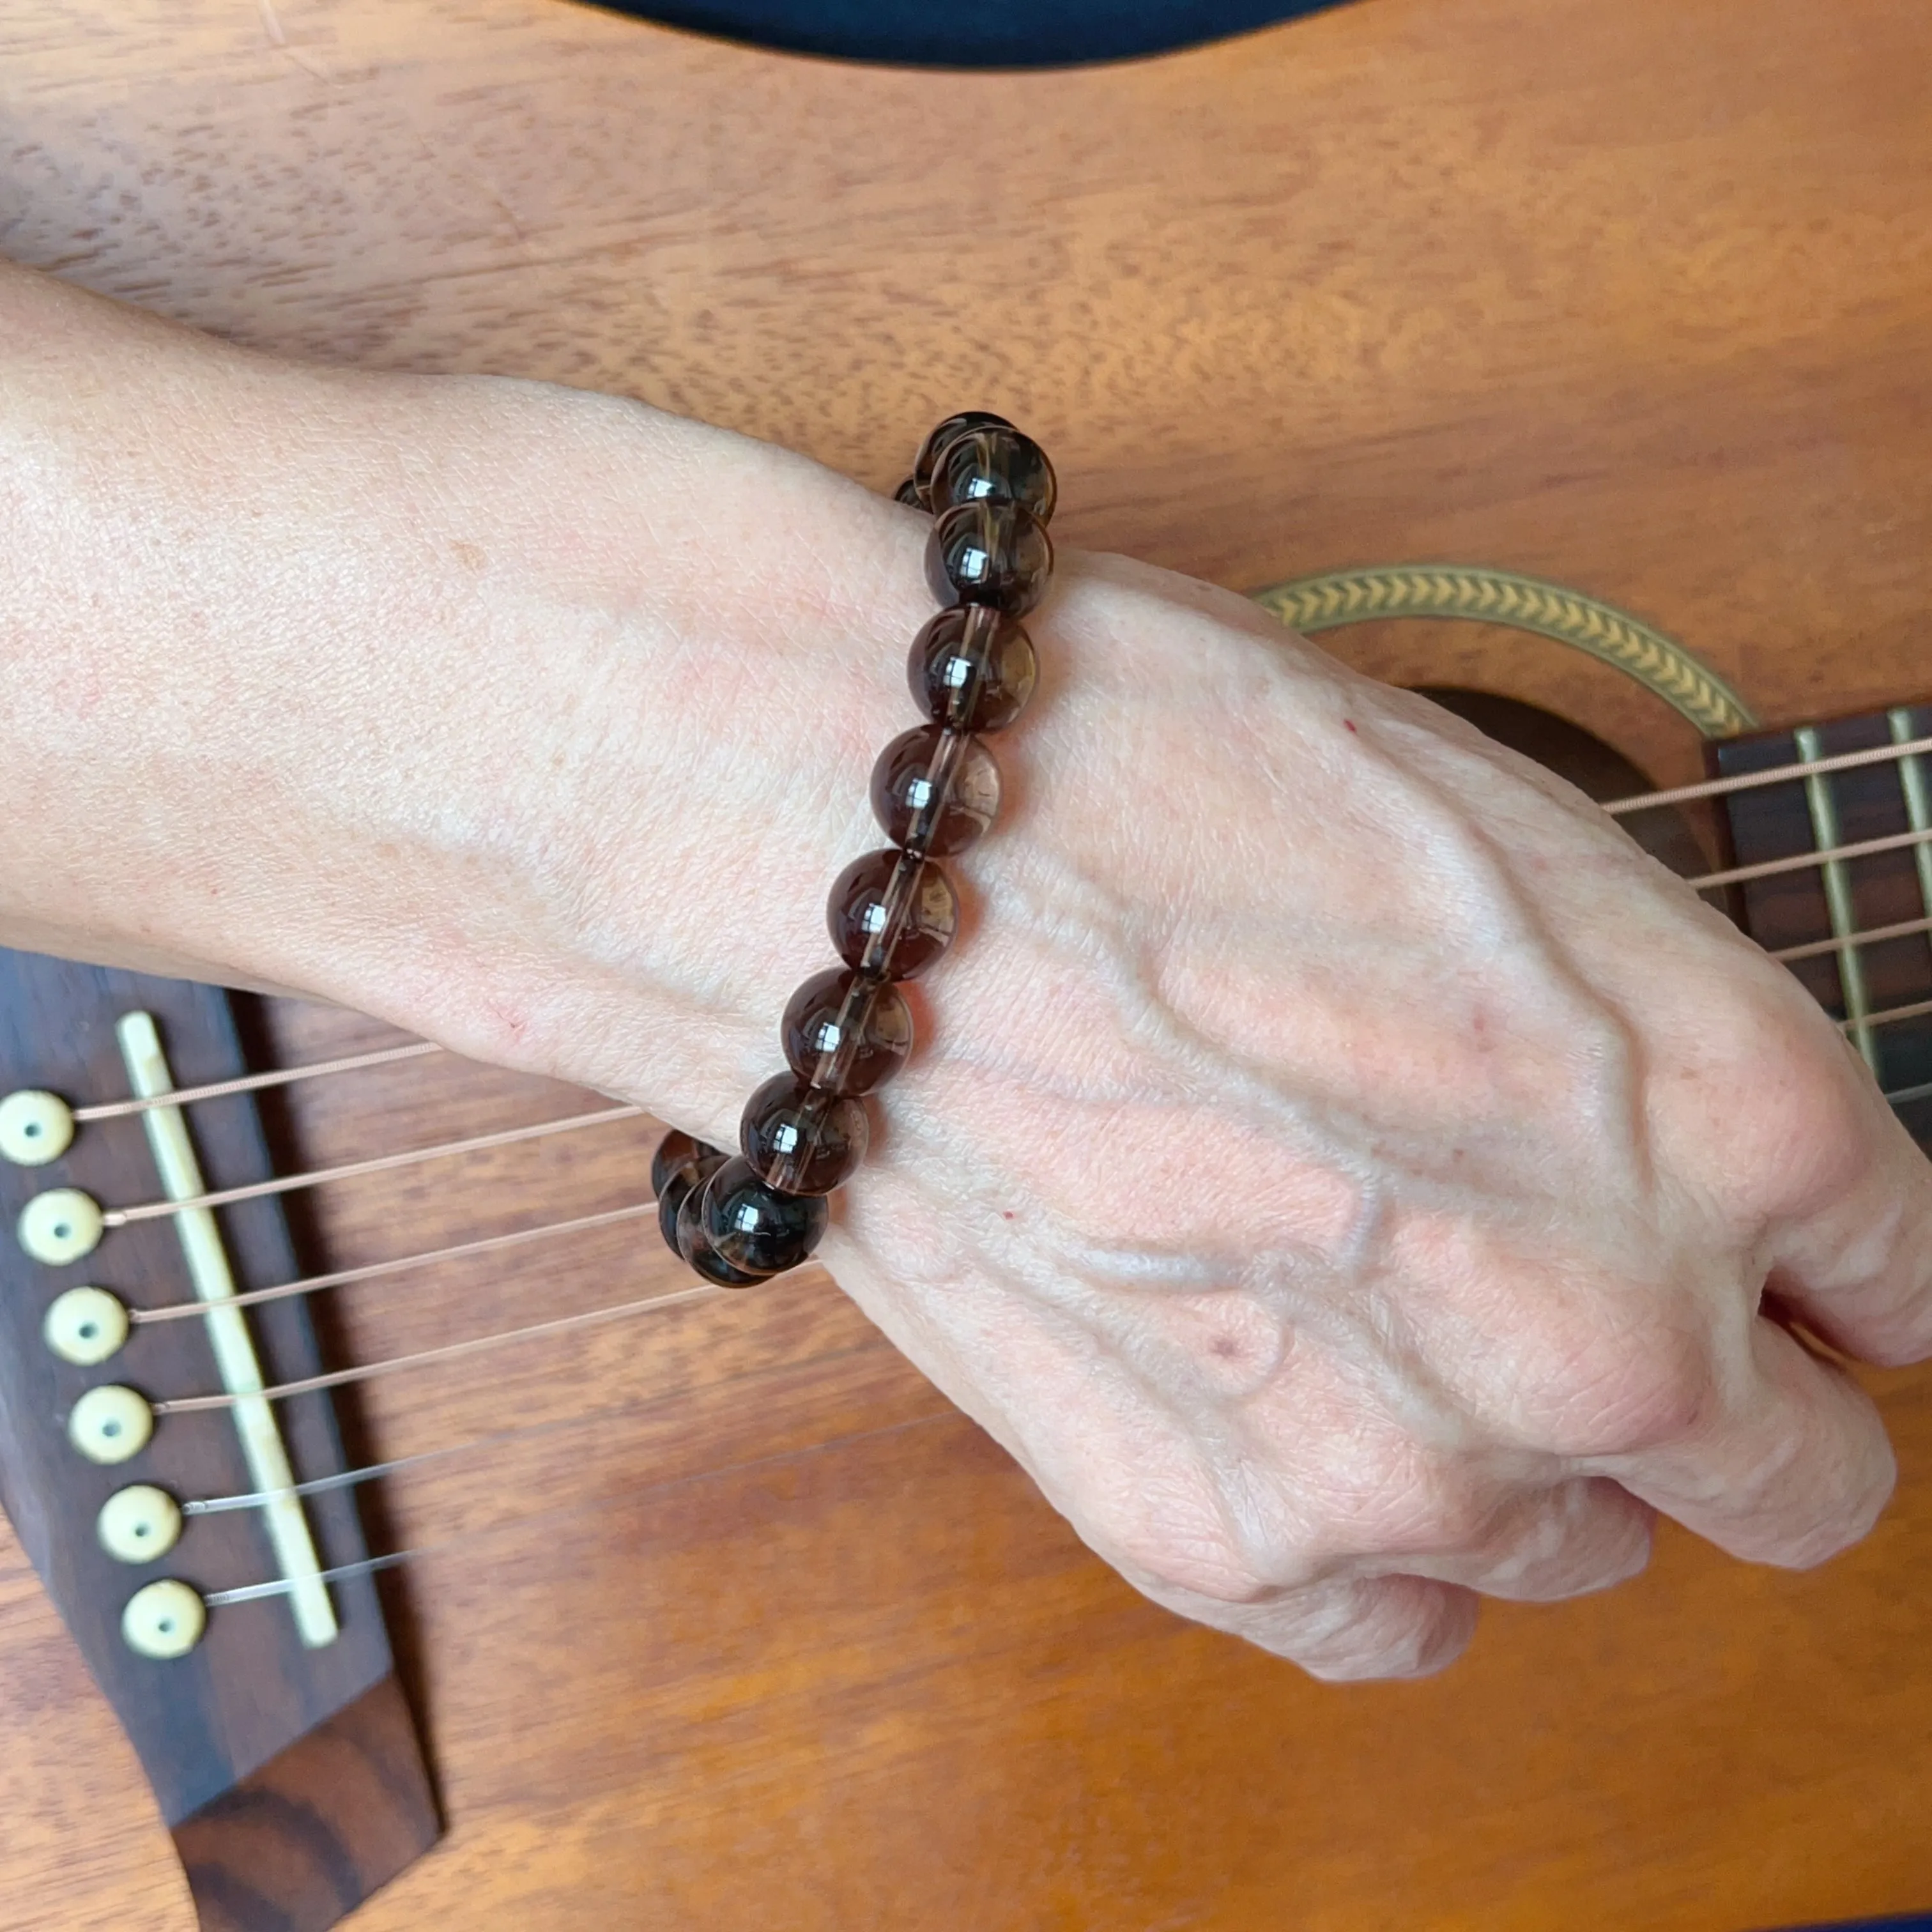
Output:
650,411,1057,1285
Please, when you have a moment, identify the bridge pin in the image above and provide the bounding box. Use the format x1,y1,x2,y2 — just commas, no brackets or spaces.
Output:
43,1286,129,1367
0,1090,74,1167
121,1580,206,1661
98,1485,183,1564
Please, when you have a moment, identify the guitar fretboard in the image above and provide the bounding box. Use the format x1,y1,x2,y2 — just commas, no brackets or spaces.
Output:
1717,702,1932,1148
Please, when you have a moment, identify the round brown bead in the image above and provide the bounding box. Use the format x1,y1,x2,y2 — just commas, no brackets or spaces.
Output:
827,846,959,979
870,725,1002,857
673,1180,770,1287
907,606,1038,735
740,1072,870,1196
700,1153,830,1275
653,1133,725,1257
928,424,1057,524
912,410,1014,503
781,967,914,1094
925,500,1054,617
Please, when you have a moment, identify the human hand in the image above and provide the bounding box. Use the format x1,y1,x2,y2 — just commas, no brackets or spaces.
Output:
9,264,1928,1679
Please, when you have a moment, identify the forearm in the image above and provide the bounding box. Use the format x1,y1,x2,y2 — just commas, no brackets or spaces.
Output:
0,259,916,1124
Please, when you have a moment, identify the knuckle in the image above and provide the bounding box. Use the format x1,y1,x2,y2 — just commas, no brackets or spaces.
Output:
1703,990,1874,1225
1540,1328,1717,1458
1292,1579,1477,1682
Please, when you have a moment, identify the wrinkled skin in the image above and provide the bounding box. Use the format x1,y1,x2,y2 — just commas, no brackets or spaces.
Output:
7,264,1929,1678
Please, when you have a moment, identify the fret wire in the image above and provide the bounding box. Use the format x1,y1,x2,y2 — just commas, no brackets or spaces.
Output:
1772,915,1932,965
1606,732,1932,817
73,1039,441,1120
102,1103,647,1227
1686,825,1932,894
153,1280,722,1413
201,1411,955,1609
130,1200,662,1324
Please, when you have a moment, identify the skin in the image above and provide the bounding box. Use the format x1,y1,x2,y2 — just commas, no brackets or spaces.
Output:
6,262,1929,1679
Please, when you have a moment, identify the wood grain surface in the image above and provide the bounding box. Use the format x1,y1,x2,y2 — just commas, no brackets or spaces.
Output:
3,1,1932,1927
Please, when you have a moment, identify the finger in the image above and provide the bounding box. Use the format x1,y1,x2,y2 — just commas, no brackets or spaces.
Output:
1397,1475,1655,1602
1761,1096,1932,1367
1602,1317,1895,1568
1131,1568,1479,1681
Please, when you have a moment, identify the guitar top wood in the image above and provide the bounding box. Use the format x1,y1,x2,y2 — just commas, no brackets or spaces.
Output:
3,0,1931,1926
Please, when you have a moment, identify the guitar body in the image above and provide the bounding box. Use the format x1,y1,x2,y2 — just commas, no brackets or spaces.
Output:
3,1,1931,1926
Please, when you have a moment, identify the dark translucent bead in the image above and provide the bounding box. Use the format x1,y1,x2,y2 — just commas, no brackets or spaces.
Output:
675,1182,771,1287
908,606,1038,734
894,476,923,508
701,1153,829,1276
781,967,914,1094
652,1133,725,1257
740,1071,870,1195
827,846,959,979
928,425,1057,524
925,500,1054,616
870,725,1002,857
650,1129,721,1200
912,410,1014,504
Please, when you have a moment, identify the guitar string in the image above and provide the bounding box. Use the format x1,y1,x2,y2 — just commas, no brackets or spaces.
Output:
1684,824,1932,893
152,1275,721,1414
198,1409,957,1610
129,1200,663,1322
1601,730,1932,818
72,1039,442,1121
101,1101,647,1227
1770,914,1932,964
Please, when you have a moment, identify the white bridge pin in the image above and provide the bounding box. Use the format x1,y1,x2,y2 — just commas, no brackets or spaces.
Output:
67,1385,154,1465
121,1579,206,1660
98,1485,183,1564
43,1286,129,1367
0,1090,74,1167
19,1188,105,1266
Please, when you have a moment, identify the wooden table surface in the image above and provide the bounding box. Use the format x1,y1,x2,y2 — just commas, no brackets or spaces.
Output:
3,1,1931,1927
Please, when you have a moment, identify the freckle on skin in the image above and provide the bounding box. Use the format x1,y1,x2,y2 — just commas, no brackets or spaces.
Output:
1002,1210,1015,1220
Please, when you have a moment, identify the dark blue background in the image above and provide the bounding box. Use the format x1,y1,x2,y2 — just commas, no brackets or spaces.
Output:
591,0,1350,68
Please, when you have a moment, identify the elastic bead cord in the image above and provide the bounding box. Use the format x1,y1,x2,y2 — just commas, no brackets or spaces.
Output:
652,411,1058,1284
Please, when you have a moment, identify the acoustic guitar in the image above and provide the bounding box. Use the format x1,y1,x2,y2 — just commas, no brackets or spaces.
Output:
3,2,1931,1928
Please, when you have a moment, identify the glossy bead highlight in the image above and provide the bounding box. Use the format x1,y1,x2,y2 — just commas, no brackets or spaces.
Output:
781,967,914,1094
926,500,1054,617
908,606,1038,734
827,847,960,979
871,726,1002,857
701,1154,830,1276
740,1072,870,1196
673,1181,770,1287
928,425,1057,524
912,410,1015,503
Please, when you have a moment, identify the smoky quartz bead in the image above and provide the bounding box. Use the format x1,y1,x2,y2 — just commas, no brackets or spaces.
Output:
781,967,914,1094
673,1181,770,1287
871,724,1002,856
701,1153,829,1276
928,424,1057,524
740,1071,870,1196
908,606,1038,735
912,410,1015,500
652,1131,725,1255
926,500,1054,617
827,846,959,979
